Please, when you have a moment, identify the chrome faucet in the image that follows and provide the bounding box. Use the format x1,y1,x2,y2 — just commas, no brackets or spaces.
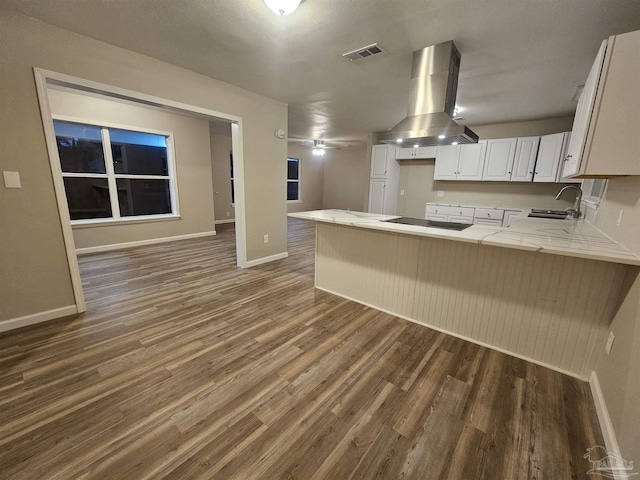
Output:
555,185,583,219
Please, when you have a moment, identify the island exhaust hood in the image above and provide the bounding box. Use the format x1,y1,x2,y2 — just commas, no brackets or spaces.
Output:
378,41,478,147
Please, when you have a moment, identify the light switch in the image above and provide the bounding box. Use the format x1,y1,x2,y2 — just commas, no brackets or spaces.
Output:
3,171,21,189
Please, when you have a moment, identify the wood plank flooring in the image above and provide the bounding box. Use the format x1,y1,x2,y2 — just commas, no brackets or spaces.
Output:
0,218,604,479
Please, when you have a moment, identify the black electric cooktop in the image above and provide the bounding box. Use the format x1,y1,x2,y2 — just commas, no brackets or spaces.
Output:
382,217,472,231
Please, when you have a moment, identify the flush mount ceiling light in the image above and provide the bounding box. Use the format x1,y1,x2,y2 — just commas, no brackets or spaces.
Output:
264,0,301,15
312,140,326,156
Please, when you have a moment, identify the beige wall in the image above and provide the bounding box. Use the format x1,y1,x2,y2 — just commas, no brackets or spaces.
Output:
395,116,577,217
48,88,216,249
397,162,575,217
588,176,640,464
0,9,287,321
210,128,234,223
286,144,325,213
322,147,370,211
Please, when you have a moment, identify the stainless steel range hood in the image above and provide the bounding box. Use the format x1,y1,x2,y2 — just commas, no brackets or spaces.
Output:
378,41,478,147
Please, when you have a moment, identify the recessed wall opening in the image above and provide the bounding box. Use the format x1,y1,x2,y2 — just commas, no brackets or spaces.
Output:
34,68,246,313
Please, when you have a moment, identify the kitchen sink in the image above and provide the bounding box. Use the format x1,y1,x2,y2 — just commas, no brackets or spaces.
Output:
528,209,570,220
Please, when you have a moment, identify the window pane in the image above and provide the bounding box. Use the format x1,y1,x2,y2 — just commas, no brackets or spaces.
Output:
63,177,112,220
109,128,168,175
54,121,105,174
116,178,172,216
287,158,300,180
287,181,299,201
231,179,235,204
287,158,299,180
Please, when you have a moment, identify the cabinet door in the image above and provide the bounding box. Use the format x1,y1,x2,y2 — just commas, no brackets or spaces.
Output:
556,132,581,183
512,136,540,182
563,40,607,177
434,145,460,180
457,141,487,180
473,218,503,226
416,146,436,158
503,210,523,227
482,138,517,181
371,145,391,178
395,147,416,160
534,133,565,182
368,179,386,214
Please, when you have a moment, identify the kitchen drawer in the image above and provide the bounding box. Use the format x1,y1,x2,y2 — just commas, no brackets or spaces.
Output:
448,215,474,224
426,205,474,217
474,208,504,221
425,214,448,222
474,218,503,226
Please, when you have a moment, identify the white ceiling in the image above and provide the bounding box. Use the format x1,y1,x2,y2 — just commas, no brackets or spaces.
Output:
3,0,639,146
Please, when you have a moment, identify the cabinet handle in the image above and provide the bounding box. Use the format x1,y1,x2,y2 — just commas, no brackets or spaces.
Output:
566,154,573,158
508,171,511,174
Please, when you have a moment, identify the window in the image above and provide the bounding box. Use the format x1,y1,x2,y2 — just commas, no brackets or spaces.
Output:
287,157,300,202
53,120,176,223
582,178,607,207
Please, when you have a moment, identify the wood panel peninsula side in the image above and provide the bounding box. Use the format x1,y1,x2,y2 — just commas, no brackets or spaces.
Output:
289,209,640,379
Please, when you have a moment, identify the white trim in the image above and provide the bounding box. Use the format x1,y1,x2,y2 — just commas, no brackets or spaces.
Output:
52,113,175,137
231,122,247,267
71,214,181,228
33,70,87,312
0,305,78,334
75,230,216,255
244,252,289,268
314,284,588,381
214,219,235,225
589,371,623,459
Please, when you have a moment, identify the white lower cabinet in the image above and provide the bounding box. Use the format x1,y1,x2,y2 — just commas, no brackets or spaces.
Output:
473,208,504,226
502,210,524,227
425,205,474,224
368,179,386,214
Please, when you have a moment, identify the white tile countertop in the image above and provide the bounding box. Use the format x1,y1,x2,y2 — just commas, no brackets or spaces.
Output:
288,209,640,266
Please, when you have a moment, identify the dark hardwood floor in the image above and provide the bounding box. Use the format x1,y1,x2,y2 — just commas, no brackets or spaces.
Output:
0,218,604,479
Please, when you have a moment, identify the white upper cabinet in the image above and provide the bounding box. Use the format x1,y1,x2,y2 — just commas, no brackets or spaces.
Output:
534,132,566,182
563,30,640,177
433,145,460,180
457,142,487,180
370,144,395,178
396,145,437,159
482,138,517,181
434,141,487,181
512,136,540,182
556,132,581,183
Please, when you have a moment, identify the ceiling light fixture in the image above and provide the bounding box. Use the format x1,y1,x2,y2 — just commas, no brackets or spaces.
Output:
264,0,301,15
312,140,326,156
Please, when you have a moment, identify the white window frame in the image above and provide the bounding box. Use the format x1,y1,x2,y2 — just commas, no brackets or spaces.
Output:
581,178,607,210
287,157,301,203
53,115,180,226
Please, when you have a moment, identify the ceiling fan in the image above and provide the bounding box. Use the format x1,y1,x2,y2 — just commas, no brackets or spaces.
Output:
289,138,351,156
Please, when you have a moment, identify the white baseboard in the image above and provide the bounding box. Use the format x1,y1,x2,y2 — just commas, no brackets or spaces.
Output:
315,284,588,381
76,231,217,255
245,252,288,267
0,305,78,334
589,371,622,459
214,219,235,225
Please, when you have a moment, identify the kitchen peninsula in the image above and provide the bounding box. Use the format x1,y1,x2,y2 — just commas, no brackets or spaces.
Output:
289,209,640,379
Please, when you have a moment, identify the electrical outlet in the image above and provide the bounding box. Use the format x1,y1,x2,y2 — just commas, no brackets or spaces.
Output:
616,209,624,226
263,234,269,244
605,331,615,354
226,211,230,217
437,191,444,197
400,189,405,196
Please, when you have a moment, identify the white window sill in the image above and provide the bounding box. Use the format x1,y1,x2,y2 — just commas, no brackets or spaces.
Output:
71,214,181,229
287,200,302,204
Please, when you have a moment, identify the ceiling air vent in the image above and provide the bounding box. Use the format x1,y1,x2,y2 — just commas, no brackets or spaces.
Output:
342,43,385,61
